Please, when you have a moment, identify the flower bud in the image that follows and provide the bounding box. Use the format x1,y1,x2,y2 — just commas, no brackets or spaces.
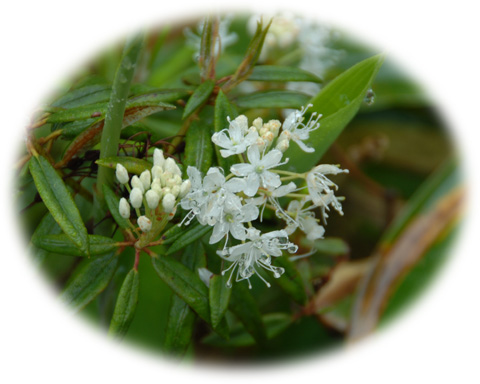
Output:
162,193,176,213
164,158,181,176
129,187,143,209
179,180,191,198
171,185,180,198
115,164,129,184
118,197,130,219
262,131,275,143
151,179,162,194
131,175,144,193
145,189,160,209
153,148,165,168
252,117,263,131
138,215,152,232
140,170,151,190
266,119,281,136
276,139,290,152
151,165,163,181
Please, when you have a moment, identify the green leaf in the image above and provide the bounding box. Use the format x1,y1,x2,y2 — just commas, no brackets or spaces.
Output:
102,184,131,230
214,90,238,171
166,224,212,255
96,156,152,175
61,252,119,311
30,213,62,265
108,269,140,339
29,155,89,255
235,90,311,109
183,119,214,174
273,257,307,305
209,274,232,329
203,313,292,347
229,283,267,345
159,223,186,245
182,79,215,119
52,84,111,109
314,237,350,256
199,16,216,81
248,65,322,83
32,234,118,257
285,54,385,172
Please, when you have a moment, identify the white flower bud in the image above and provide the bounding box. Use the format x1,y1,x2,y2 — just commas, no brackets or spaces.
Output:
171,185,180,198
164,158,181,176
151,165,163,181
140,170,151,190
115,164,129,184
138,215,152,232
266,119,281,136
160,171,172,187
161,187,171,196
276,139,290,152
172,174,182,186
118,197,130,219
131,175,144,193
262,131,275,143
279,130,291,141
153,148,165,168
179,180,191,198
162,193,176,213
167,205,177,221
252,117,263,131
151,179,162,194
130,187,143,209
145,189,160,209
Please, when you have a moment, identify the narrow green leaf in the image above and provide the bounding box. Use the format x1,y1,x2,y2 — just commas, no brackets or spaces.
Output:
30,213,62,264
32,234,118,257
203,313,292,347
314,237,350,256
183,119,213,174
148,45,196,87
96,156,152,175
52,84,111,109
229,283,267,345
249,65,322,83
108,269,140,339
235,90,311,109
214,90,238,171
199,16,215,81
61,252,119,311
273,257,307,305
285,54,385,172
166,224,212,255
159,223,186,245
209,274,232,329
102,184,131,230
182,79,215,119
29,156,89,255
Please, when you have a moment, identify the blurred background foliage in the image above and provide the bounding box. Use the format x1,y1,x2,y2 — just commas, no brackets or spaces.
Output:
16,13,462,362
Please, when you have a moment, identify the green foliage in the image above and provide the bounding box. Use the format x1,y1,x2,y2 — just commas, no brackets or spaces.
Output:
165,224,212,255
209,273,232,329
184,118,214,174
32,234,118,257
249,65,322,83
183,80,215,119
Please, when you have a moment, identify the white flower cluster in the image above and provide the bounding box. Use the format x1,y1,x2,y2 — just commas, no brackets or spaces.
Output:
116,149,191,233
180,106,348,288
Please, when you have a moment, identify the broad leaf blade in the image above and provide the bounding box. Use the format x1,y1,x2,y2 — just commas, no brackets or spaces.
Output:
209,274,232,329
29,156,89,255
249,65,322,83
182,80,215,119
61,252,119,311
32,234,117,257
108,269,140,339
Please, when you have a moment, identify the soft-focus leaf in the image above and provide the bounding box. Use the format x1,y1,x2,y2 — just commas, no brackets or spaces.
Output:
314,237,350,256
249,65,322,83
209,274,232,329
166,224,212,255
235,90,311,109
214,90,238,171
102,184,131,230
229,283,267,345
203,313,292,347
96,156,152,175
184,119,213,174
285,54,385,172
273,257,307,305
61,252,119,311
32,234,118,257
108,269,140,339
29,156,89,255
182,79,215,119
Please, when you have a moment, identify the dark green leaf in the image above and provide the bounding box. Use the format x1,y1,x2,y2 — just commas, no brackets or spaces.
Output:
96,156,152,175
102,184,131,230
285,54,385,172
29,155,89,255
30,213,62,264
159,223,187,245
214,90,238,171
183,79,215,119
249,65,322,83
273,257,307,305
166,224,212,255
183,119,213,174
199,16,215,81
229,283,267,345
61,252,119,311
235,90,311,109
209,274,232,329
52,84,111,109
32,234,118,257
108,269,140,339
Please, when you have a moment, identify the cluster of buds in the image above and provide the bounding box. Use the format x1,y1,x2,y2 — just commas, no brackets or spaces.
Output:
116,149,191,233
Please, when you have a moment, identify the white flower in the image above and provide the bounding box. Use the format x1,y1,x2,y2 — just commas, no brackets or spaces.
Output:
138,215,152,232
162,193,176,213
209,203,259,244
145,189,160,209
285,199,325,240
211,115,259,158
115,164,129,184
306,164,348,214
218,228,298,288
118,197,130,219
129,187,143,209
281,104,321,153
230,145,286,196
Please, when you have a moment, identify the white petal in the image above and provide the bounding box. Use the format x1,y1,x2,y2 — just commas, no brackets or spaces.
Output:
261,171,281,189
230,222,247,240
293,138,315,153
244,173,260,196
230,163,254,177
246,144,260,165
210,222,228,244
260,149,283,169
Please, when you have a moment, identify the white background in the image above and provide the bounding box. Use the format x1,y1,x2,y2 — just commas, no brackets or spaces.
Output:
1,0,479,383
